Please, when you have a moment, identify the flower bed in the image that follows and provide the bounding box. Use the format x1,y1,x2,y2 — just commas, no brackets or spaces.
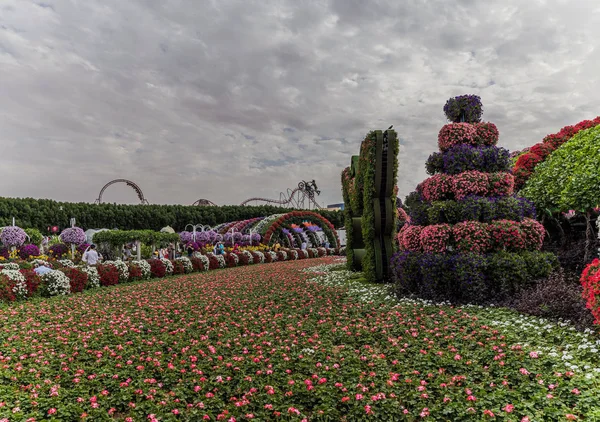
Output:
0,260,598,420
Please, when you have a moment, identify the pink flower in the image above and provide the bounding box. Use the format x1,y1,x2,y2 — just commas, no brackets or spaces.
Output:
503,404,514,413
48,408,57,415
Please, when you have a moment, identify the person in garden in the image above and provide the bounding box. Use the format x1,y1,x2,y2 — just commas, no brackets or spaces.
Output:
83,244,99,266
123,245,132,261
187,243,194,257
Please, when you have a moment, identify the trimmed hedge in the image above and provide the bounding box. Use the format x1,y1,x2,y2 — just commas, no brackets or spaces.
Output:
391,250,558,303
0,197,343,232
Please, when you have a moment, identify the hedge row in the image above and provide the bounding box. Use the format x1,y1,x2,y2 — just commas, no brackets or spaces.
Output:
391,250,558,304
0,197,343,232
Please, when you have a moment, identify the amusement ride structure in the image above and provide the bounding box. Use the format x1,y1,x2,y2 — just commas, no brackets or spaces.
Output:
191,180,324,209
95,179,149,205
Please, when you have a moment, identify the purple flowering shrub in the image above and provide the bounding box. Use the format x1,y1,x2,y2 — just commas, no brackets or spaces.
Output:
426,145,511,175
18,244,40,259
1,226,27,247
443,94,483,123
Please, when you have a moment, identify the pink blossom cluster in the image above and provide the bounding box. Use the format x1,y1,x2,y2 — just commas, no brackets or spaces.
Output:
419,171,515,201
489,220,527,251
398,225,423,251
398,219,544,253
438,122,499,151
420,225,453,252
452,221,491,253
452,171,489,200
520,218,546,250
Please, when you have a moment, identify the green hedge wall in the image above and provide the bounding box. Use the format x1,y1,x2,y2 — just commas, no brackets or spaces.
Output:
0,197,343,232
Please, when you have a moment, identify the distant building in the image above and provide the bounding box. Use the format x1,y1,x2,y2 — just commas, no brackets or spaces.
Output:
326,203,344,211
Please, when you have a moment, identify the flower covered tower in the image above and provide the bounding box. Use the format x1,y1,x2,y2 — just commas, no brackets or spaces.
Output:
393,95,556,303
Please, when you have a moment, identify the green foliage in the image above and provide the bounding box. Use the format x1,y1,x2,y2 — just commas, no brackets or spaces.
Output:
341,168,354,270
24,228,43,245
361,133,377,282
92,230,179,247
0,197,342,232
521,125,600,212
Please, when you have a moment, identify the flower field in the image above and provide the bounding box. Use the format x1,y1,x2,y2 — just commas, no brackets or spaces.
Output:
1,259,599,421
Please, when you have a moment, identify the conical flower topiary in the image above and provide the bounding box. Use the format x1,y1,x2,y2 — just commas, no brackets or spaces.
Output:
392,95,557,303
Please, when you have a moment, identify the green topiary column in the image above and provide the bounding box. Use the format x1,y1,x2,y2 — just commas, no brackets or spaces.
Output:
341,129,399,282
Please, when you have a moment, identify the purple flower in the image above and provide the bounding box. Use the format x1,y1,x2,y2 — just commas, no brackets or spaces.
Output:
443,94,483,123
19,244,40,259
59,227,86,245
179,231,194,244
1,226,27,247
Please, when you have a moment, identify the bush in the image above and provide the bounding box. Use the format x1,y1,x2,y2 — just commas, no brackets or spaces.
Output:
443,94,483,123
225,253,238,268
190,256,205,271
580,258,600,325
18,244,40,260
391,251,557,303
425,145,510,175
60,267,89,293
127,263,143,281
0,274,17,302
97,264,120,286
148,259,167,278
512,270,595,330
427,196,536,225
20,269,42,296
172,259,186,274
48,243,68,259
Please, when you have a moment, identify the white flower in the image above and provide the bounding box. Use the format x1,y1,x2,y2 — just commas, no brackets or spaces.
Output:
42,270,71,296
241,250,253,264
159,258,174,275
58,259,76,268
175,257,193,273
131,260,151,279
2,269,28,299
103,260,129,282
80,266,100,288
253,251,265,264
1,263,20,271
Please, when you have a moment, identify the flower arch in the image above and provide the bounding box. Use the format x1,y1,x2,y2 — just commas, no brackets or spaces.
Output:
262,211,339,248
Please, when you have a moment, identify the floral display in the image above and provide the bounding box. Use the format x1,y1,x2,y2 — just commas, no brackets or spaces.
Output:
1,269,27,299
396,96,553,302
48,243,68,258
60,267,88,293
103,260,130,283
580,258,600,325
18,244,40,260
80,265,100,288
175,256,193,273
131,259,151,279
57,259,76,268
513,116,600,189
443,94,483,122
160,257,174,275
59,227,86,245
0,260,598,420
41,269,71,296
178,231,194,244
0,226,27,247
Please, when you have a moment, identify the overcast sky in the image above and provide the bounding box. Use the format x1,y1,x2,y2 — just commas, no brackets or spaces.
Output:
1,0,599,207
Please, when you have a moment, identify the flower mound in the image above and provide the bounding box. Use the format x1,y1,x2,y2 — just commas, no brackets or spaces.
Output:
59,227,87,245
581,259,600,325
1,226,27,247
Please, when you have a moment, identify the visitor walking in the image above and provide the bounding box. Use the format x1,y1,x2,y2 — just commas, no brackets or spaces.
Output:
83,245,100,267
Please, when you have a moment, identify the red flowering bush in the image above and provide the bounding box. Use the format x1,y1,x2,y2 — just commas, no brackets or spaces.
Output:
520,217,545,250
438,123,477,151
515,152,543,172
580,259,600,325
473,122,499,146
172,259,186,274
20,269,42,296
513,116,600,188
489,220,526,251
190,256,205,271
0,274,17,302
452,171,489,200
127,263,143,281
398,225,423,251
277,251,288,261
529,142,554,159
148,259,167,278
417,224,450,253
419,174,452,201
208,254,220,270
264,252,274,263
96,263,120,286
60,267,89,293
453,221,491,253
487,172,515,196
226,253,238,268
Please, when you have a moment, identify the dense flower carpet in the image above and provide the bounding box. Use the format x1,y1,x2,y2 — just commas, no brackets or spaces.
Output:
1,258,599,421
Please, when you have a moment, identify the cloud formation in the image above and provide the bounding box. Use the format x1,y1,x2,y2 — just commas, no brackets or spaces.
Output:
1,0,599,206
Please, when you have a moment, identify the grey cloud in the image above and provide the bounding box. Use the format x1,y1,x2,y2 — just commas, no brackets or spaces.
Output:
0,0,599,208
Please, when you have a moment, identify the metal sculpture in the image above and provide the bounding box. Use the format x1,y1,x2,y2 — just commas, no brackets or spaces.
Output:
192,199,218,206
239,180,323,209
95,179,149,205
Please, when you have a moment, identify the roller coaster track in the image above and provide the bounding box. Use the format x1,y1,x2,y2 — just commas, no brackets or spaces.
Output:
239,181,324,209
